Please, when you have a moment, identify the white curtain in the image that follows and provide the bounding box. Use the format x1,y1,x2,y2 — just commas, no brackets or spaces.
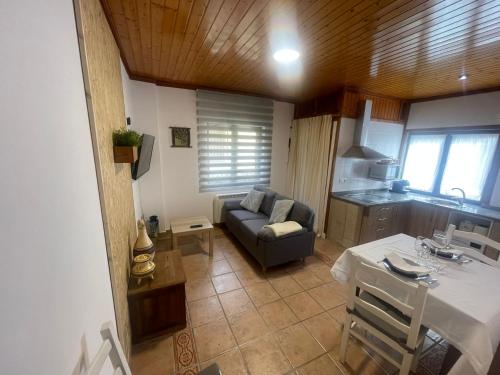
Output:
440,133,499,200
286,115,336,235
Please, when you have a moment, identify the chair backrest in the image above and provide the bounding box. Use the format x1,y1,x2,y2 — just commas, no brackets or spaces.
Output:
446,224,500,268
85,322,132,375
347,255,428,348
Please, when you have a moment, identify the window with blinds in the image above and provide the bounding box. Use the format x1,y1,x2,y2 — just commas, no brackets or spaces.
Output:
197,90,274,192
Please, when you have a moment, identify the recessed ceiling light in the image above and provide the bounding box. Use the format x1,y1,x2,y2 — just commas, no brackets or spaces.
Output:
459,74,468,80
273,49,300,63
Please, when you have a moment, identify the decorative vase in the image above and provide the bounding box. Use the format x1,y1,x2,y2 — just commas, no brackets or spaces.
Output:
134,219,155,258
147,215,159,238
131,254,155,285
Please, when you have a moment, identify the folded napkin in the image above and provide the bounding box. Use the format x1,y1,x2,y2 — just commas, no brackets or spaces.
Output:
385,252,430,276
263,221,302,237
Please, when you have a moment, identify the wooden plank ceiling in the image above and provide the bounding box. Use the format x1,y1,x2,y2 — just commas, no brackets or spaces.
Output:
102,0,500,101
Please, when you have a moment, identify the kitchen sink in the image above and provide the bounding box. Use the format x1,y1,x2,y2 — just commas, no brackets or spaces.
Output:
427,198,461,207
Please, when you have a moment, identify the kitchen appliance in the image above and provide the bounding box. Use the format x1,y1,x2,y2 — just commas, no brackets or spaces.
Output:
390,180,410,194
369,162,400,180
342,100,390,159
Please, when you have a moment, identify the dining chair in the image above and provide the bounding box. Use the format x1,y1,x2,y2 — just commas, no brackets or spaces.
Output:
446,224,500,268
85,321,132,375
339,255,429,375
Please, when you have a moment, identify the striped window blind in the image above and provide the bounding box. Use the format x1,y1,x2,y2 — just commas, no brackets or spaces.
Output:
197,90,274,192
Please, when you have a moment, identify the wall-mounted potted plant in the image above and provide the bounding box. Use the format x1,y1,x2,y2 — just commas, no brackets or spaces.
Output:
112,128,141,163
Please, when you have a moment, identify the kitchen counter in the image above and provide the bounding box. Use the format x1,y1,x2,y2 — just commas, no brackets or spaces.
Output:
332,190,500,221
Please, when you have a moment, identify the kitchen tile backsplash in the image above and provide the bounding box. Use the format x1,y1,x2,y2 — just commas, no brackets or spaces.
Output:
332,117,403,192
333,158,391,191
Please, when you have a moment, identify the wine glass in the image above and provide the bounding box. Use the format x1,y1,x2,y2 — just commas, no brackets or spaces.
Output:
414,236,426,264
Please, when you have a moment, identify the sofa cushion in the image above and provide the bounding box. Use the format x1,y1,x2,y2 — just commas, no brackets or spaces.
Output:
227,210,268,223
254,185,276,216
241,218,269,238
269,199,295,224
240,190,265,213
356,292,427,342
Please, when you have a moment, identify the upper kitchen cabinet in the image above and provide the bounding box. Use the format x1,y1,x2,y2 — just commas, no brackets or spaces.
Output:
341,89,407,123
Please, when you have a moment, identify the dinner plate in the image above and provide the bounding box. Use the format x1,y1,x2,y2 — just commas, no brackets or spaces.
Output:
382,258,430,279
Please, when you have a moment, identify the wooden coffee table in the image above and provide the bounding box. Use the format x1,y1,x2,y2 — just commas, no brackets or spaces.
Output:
170,216,214,257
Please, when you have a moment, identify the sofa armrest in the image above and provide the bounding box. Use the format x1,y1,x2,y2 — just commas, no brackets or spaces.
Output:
222,199,243,211
257,227,308,242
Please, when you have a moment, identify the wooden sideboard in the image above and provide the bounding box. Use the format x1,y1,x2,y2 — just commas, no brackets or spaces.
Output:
128,250,186,343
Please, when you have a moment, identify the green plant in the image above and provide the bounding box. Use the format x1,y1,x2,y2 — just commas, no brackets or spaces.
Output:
112,128,142,147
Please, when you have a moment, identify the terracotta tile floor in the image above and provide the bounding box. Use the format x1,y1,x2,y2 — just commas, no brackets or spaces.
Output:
131,227,448,375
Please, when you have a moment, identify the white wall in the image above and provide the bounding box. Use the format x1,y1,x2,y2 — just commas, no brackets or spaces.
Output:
0,1,116,374
126,83,293,230
406,91,500,207
407,91,500,129
120,62,143,223
332,118,404,192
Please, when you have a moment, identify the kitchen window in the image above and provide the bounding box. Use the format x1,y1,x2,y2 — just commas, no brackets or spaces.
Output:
196,90,274,192
402,130,499,202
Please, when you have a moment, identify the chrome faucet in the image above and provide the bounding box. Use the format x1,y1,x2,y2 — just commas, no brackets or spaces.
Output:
451,188,466,206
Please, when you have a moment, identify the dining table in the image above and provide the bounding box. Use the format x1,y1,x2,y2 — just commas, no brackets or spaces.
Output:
330,233,500,375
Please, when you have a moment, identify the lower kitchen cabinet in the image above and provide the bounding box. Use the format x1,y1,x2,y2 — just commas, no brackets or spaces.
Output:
406,202,450,238
485,221,500,260
327,198,363,248
359,203,409,244
328,198,409,247
328,196,499,255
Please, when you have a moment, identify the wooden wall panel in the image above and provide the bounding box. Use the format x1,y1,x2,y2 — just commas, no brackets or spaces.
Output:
101,0,500,101
75,0,137,357
294,91,342,119
340,89,405,122
294,88,406,122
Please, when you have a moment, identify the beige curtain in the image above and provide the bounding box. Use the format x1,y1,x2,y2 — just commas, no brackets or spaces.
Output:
286,115,337,235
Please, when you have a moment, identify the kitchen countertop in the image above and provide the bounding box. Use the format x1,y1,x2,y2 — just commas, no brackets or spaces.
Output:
332,190,500,221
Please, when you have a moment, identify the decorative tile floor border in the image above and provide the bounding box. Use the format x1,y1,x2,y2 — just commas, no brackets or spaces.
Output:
173,327,199,375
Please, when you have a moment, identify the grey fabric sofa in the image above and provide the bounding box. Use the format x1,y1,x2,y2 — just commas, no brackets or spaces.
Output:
222,185,315,271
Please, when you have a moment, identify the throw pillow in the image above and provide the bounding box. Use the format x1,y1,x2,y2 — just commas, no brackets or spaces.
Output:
269,199,295,224
240,190,265,213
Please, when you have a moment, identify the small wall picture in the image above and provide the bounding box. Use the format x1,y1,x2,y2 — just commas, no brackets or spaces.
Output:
170,127,191,148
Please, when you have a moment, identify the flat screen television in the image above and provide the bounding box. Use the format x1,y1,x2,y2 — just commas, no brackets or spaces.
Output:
132,133,155,180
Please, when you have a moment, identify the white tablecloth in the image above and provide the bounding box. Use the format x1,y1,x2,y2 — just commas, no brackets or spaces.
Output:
331,234,500,375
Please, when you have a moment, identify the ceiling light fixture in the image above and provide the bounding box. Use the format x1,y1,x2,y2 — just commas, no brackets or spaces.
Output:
273,49,300,63
459,74,468,80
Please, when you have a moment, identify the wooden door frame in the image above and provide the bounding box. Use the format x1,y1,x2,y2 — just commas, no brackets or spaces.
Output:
323,116,342,236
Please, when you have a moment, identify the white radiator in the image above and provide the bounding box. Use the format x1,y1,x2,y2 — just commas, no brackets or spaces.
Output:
213,192,247,223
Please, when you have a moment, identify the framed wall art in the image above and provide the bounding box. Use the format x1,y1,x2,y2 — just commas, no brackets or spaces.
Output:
170,127,191,148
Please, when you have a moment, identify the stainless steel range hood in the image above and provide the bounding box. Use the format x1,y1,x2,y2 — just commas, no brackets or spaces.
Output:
342,99,389,160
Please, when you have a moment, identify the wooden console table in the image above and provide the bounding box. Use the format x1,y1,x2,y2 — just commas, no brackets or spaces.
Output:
128,250,186,344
